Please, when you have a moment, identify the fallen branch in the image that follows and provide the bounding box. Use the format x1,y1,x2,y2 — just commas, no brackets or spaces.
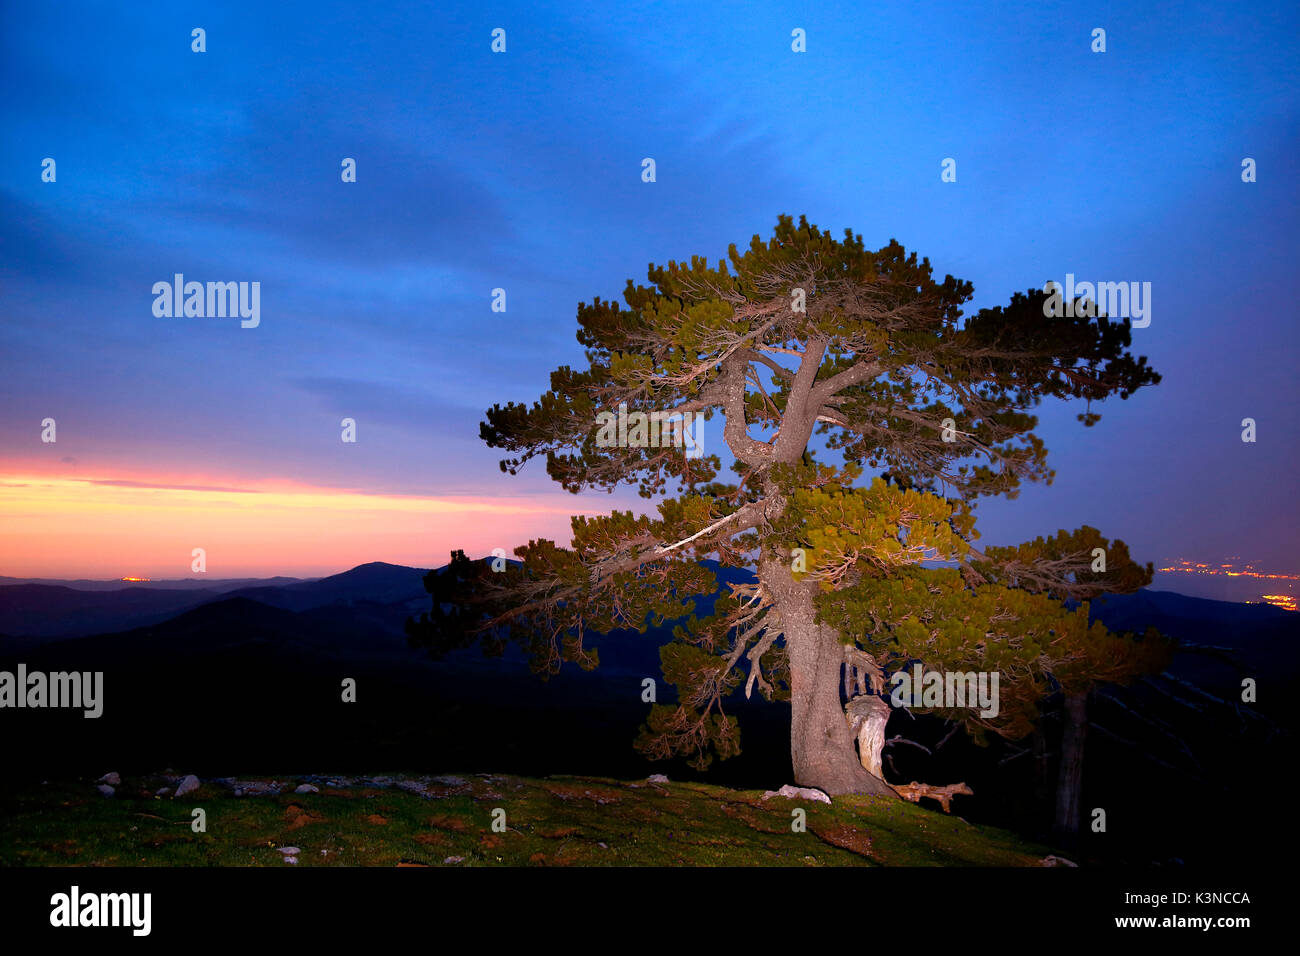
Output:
891,781,973,813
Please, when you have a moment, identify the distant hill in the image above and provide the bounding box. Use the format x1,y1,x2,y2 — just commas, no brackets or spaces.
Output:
0,563,420,641
1089,587,1295,629
0,584,224,640
0,575,307,592
222,561,430,612
1087,588,1300,694
4,560,1294,690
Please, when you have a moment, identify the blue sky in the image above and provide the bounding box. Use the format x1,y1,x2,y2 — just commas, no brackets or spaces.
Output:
1,1,1297,599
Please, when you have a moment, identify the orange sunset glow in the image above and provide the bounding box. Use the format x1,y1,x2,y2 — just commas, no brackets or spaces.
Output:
0,473,608,578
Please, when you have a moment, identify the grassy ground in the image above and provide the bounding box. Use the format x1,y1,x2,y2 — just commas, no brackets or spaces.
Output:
0,772,1061,867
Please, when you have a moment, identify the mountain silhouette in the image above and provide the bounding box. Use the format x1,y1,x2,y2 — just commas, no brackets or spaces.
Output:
0,584,224,640
221,561,430,612
0,562,426,641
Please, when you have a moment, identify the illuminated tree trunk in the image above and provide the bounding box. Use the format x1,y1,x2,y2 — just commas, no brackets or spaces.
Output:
765,556,893,797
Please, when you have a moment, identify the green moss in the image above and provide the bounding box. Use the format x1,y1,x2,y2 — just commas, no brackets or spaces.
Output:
0,774,1056,867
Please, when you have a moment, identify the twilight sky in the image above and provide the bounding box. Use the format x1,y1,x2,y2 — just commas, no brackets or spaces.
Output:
1,1,1297,606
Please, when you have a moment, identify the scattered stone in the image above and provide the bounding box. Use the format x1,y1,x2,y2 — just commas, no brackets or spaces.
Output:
294,784,319,794
222,779,282,796
97,772,121,786
96,784,115,798
278,847,300,856
174,774,200,798
647,774,670,783
598,842,608,849
1040,855,1078,867
761,784,832,804
432,775,467,787
155,787,171,797
283,856,298,865
442,856,464,865
546,783,622,805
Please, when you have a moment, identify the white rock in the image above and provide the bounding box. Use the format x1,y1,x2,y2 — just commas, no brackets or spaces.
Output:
155,787,171,797
277,847,300,855
96,784,115,797
761,784,832,804
97,772,121,786
294,784,319,794
646,774,670,783
174,774,200,797
443,856,464,864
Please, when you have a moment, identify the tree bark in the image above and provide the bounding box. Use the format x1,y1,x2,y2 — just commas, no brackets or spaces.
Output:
762,555,893,797
847,693,891,778
790,620,892,796
1054,691,1089,838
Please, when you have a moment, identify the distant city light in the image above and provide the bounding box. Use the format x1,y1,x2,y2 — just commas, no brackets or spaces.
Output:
1157,560,1297,582
1158,560,1297,611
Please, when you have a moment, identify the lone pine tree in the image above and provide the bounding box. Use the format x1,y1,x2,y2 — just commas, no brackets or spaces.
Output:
409,215,1168,802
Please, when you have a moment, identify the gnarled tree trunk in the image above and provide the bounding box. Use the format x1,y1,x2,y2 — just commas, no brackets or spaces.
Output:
763,556,893,797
